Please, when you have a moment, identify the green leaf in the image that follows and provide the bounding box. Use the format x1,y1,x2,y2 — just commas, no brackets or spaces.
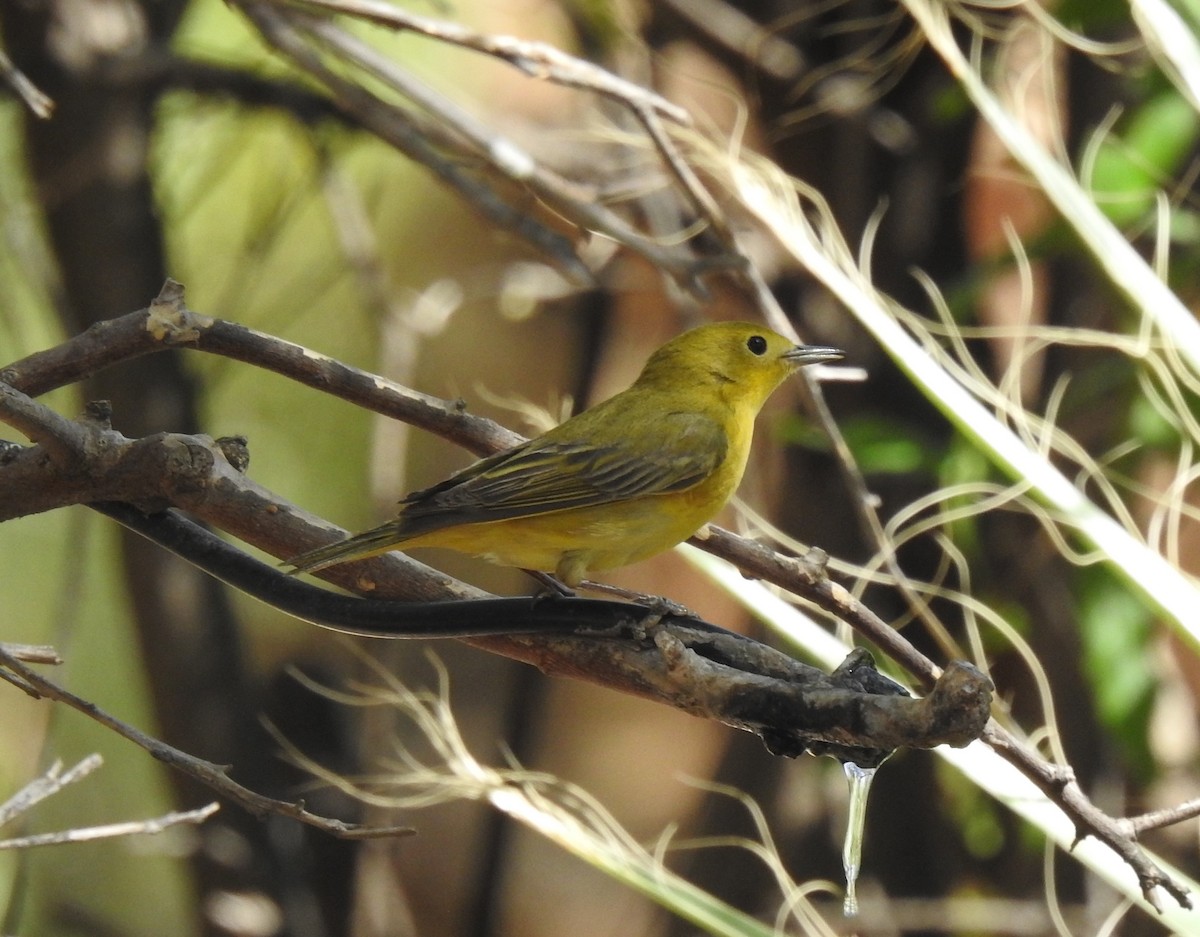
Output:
812,414,943,476
1090,91,1200,227
1076,567,1158,782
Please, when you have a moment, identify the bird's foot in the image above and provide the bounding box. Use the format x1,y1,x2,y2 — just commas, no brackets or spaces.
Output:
578,580,695,620
526,570,576,600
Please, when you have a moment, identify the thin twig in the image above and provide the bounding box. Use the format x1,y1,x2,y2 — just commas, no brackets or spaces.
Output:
0,283,521,456
0,45,53,118
295,11,728,290
281,0,690,123
658,0,807,83
0,646,412,840
0,755,222,853
237,0,737,292
0,642,63,665
1121,798,1200,838
241,1,593,283
984,724,1192,911
693,523,940,685
0,803,221,851
0,756,103,829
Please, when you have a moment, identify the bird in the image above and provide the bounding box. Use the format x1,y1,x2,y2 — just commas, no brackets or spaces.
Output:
285,321,843,588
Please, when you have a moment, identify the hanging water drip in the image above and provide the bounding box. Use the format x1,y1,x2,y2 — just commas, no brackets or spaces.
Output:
841,760,878,918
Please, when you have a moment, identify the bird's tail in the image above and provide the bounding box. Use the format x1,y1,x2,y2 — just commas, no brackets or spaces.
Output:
283,522,409,574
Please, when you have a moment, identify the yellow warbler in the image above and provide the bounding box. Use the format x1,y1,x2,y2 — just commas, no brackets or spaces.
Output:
287,322,842,587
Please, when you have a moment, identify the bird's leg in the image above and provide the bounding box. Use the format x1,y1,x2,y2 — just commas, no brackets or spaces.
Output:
525,569,576,598
521,568,690,616
521,571,655,640
578,580,695,620
517,571,688,645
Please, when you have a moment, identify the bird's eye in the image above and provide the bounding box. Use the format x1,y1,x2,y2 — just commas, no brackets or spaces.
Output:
746,335,768,356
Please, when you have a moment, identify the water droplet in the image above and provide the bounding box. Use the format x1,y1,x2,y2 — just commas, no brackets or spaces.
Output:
842,761,877,917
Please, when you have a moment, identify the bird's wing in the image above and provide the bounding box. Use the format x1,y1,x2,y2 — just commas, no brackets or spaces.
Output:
396,411,726,534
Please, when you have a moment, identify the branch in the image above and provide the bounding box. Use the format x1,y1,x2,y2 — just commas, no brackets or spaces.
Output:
691,524,1195,909
692,525,941,686
285,0,690,124
0,647,411,840
0,391,991,759
0,642,62,665
229,0,742,292
0,754,221,851
240,1,597,285
984,724,1193,911
1122,798,1200,838
0,43,53,118
0,755,103,829
0,281,520,456
1,804,221,851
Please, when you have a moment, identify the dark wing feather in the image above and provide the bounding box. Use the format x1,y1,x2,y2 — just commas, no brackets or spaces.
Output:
395,412,726,537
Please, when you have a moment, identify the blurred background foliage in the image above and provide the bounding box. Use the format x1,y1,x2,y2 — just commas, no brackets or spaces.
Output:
2,0,1200,935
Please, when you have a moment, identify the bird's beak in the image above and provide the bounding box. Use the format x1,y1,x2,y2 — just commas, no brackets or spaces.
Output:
784,345,845,366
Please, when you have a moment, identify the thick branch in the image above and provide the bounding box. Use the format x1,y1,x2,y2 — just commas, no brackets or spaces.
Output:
0,394,991,760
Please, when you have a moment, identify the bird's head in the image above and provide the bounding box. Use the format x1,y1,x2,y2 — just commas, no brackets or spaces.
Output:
636,322,843,411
